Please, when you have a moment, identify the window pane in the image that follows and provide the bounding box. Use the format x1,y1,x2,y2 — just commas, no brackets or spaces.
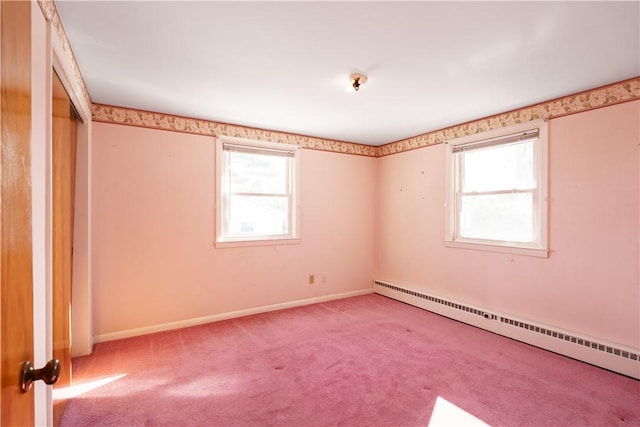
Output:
229,151,288,194
228,195,289,236
462,141,535,192
459,193,533,242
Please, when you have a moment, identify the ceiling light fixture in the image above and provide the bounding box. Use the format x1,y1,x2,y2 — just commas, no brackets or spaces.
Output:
347,73,367,92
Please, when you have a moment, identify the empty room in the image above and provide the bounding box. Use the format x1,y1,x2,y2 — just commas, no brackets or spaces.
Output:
1,1,639,426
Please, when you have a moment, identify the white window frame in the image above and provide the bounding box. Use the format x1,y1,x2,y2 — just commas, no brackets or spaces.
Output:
444,120,549,257
216,136,301,248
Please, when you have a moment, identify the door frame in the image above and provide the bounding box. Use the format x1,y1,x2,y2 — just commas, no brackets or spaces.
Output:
51,24,93,364
30,2,93,423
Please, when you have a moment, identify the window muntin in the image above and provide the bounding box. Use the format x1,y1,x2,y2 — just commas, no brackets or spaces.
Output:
217,137,300,245
445,121,548,255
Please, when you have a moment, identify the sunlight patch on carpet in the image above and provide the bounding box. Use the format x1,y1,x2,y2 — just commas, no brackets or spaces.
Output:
164,375,241,397
53,374,127,400
428,396,491,427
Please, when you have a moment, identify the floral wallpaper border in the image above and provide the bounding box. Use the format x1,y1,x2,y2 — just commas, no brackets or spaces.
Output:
39,0,92,109
378,77,640,156
94,77,638,157
91,105,378,157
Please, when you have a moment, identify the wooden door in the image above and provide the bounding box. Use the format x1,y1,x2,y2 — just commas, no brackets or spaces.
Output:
0,1,35,425
52,71,78,426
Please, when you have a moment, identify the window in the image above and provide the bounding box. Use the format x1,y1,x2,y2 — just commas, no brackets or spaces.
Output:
216,136,300,246
444,120,548,257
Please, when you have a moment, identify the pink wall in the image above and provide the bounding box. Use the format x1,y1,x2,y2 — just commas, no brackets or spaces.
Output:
377,100,640,348
91,122,376,336
92,100,638,347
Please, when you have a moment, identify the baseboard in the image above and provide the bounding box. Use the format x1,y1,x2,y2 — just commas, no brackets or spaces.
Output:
374,280,640,379
71,341,93,358
93,288,374,344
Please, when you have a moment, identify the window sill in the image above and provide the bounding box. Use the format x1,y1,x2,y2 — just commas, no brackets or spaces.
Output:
215,237,301,249
444,240,549,258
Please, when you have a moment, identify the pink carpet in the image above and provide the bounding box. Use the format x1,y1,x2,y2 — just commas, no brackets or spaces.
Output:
60,294,639,426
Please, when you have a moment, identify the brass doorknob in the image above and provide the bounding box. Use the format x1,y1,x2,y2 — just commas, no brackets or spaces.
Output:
19,359,60,393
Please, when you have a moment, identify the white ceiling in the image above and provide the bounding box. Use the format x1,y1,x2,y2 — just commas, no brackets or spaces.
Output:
55,1,639,146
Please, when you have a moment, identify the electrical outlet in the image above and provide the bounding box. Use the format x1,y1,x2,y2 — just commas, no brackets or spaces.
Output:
309,275,315,285
321,274,326,283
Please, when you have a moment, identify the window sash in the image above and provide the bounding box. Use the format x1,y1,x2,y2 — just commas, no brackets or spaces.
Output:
223,150,293,238
226,151,292,197
455,138,537,194
456,190,536,243
452,141,539,245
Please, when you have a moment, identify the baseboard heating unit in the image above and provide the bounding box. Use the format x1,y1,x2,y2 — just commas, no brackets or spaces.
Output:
374,280,640,379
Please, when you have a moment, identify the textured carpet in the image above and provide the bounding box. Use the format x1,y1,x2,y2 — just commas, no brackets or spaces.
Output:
60,294,639,426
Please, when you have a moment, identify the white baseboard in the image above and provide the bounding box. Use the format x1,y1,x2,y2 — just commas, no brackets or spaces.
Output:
93,288,374,344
